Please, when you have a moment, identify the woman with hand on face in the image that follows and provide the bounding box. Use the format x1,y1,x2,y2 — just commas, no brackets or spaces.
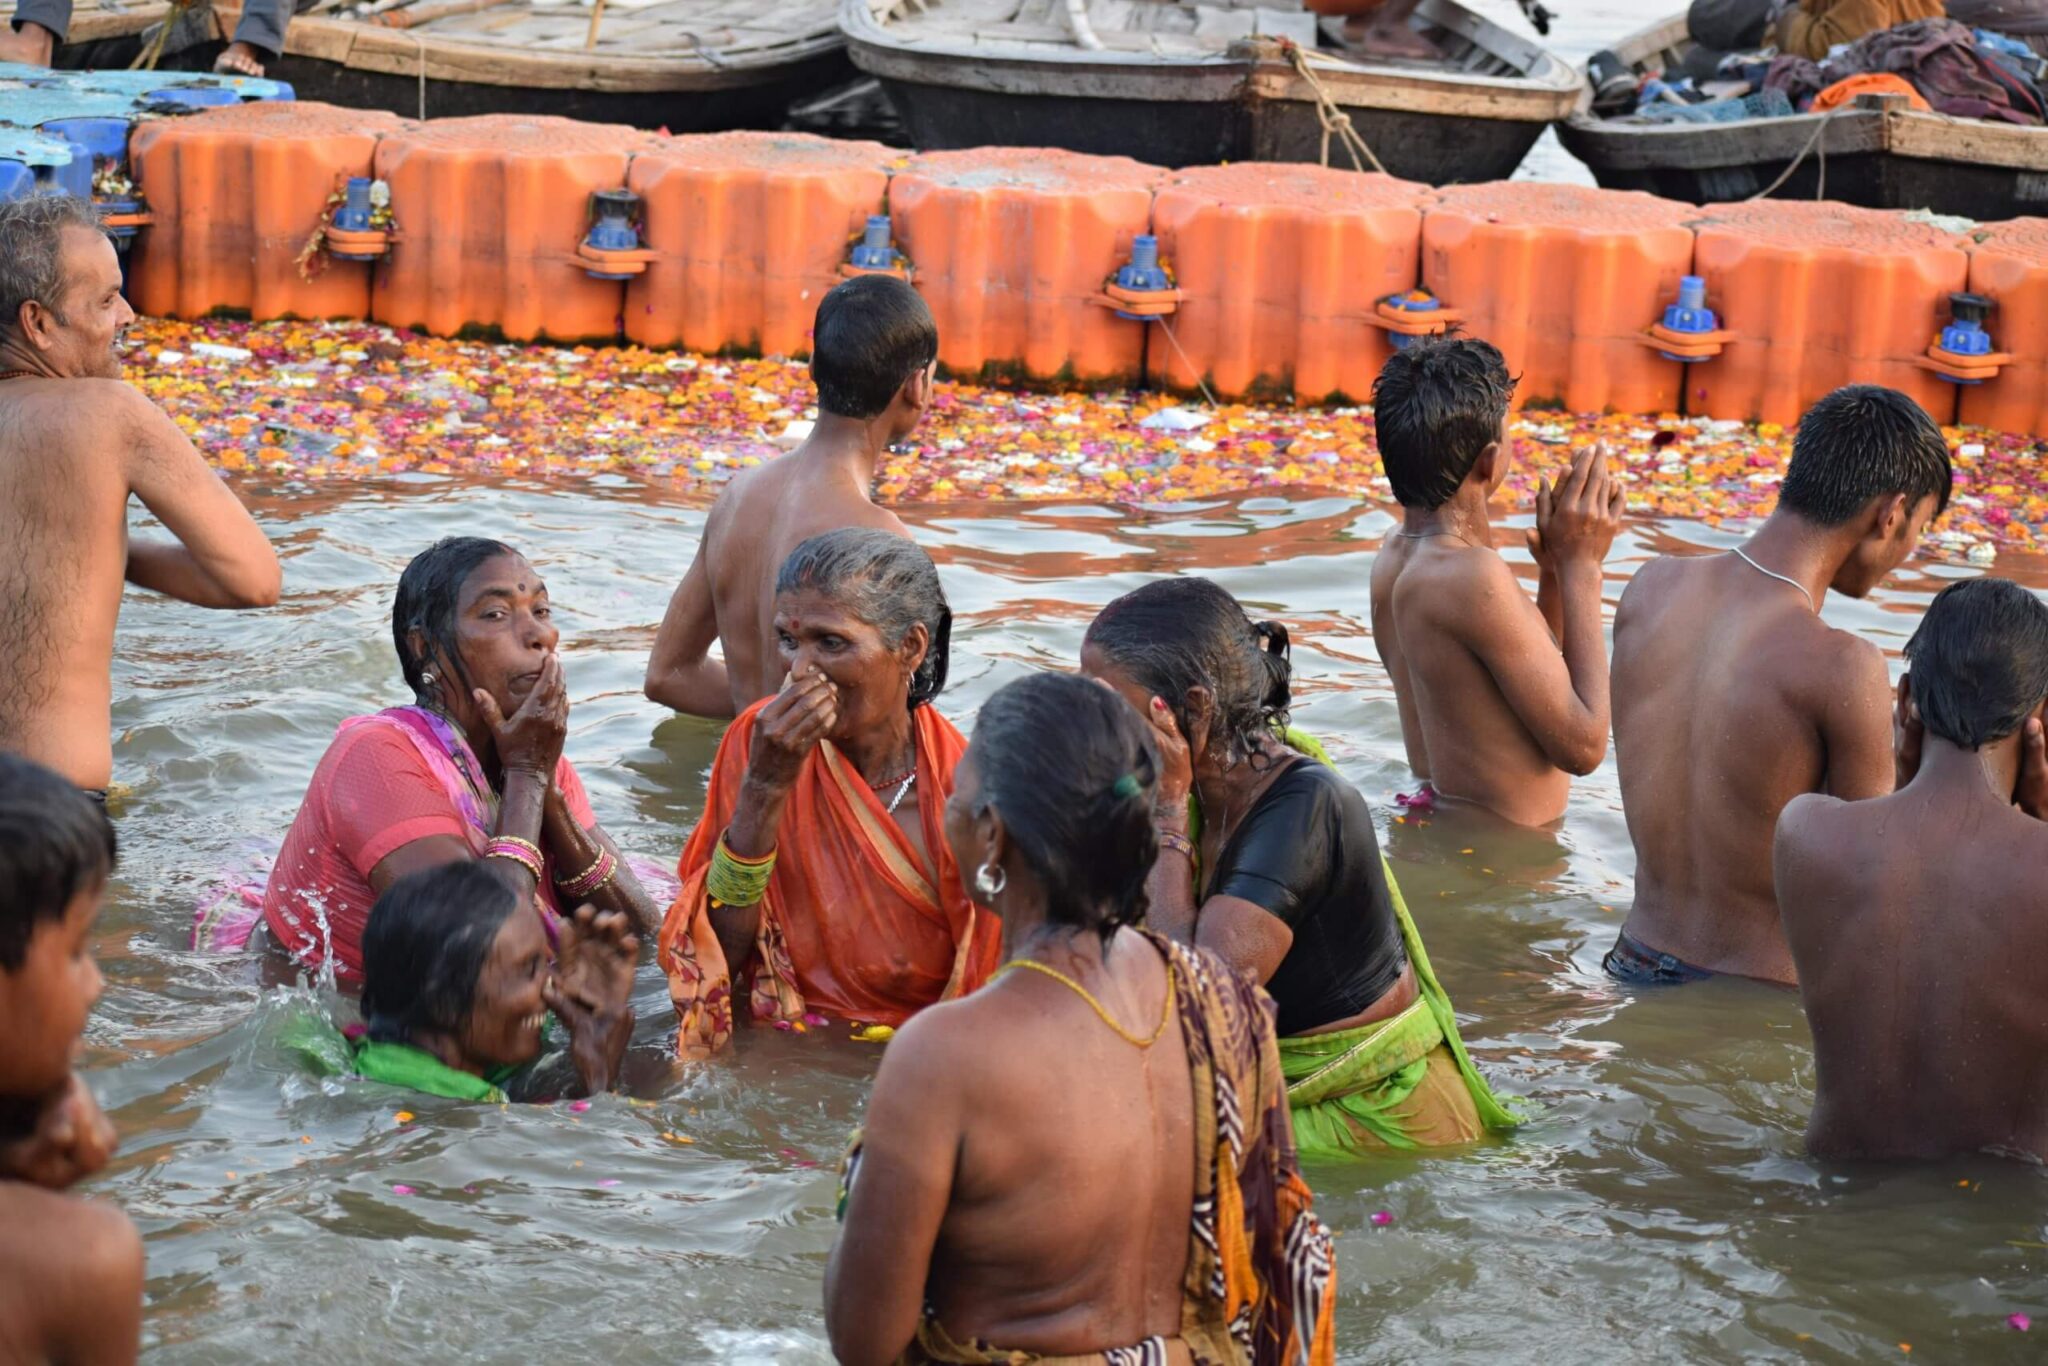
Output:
245,537,657,984
658,528,996,1058
1082,577,1516,1159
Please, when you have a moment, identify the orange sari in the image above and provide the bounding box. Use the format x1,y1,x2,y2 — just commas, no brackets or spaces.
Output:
659,699,999,1059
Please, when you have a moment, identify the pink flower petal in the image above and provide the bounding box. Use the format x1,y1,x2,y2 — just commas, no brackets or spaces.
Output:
2010,1314,2032,1333
597,1179,622,1188
390,1184,416,1196
1369,1210,1394,1228
569,1100,592,1113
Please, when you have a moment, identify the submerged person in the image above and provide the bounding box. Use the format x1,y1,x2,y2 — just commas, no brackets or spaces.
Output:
0,194,280,799
1368,337,1623,828
1610,385,1951,987
0,754,143,1365
645,274,939,718
826,673,1336,1366
249,537,657,983
1777,578,2048,1161
1082,577,1516,1158
337,862,638,1102
659,529,996,1057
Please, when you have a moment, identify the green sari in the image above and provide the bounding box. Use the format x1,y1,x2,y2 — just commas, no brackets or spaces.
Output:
1196,728,1519,1158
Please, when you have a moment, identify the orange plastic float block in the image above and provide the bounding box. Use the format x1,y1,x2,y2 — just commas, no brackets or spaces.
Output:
623,132,895,357
889,148,1164,387
1420,182,1696,415
1147,164,1427,403
1958,220,2048,435
370,116,656,344
128,101,407,323
1688,201,1969,427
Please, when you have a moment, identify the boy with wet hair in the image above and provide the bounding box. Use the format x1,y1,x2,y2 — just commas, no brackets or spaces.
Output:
1777,577,2048,1160
0,752,143,1364
1368,336,1623,828
1610,384,1952,987
646,274,939,718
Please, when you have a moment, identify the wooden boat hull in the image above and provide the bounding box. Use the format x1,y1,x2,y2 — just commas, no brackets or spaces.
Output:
844,0,1579,180
1558,12,2048,220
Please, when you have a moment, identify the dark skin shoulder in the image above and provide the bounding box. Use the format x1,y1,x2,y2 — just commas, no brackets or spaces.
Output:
0,1183,143,1366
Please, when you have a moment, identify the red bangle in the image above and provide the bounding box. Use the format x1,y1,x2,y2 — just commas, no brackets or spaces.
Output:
485,836,545,883
1156,829,1195,860
554,846,617,900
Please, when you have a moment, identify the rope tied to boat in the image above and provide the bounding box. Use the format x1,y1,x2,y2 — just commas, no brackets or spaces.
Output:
1745,106,1849,203
1276,38,1390,178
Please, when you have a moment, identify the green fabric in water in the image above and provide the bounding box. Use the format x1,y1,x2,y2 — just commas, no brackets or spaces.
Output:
278,1012,516,1103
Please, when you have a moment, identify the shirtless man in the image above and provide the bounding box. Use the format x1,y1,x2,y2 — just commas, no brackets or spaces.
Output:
645,274,936,719
1369,337,1622,828
0,754,143,1365
1777,577,2048,1161
0,195,281,797
1609,385,1951,987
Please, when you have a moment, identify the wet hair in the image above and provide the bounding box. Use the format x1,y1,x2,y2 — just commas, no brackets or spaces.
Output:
775,528,951,709
1902,577,2048,750
1084,577,1291,770
1779,385,1953,527
360,862,522,1047
809,274,938,421
392,536,518,703
0,753,116,972
970,673,1159,939
1371,336,1517,511
0,194,105,338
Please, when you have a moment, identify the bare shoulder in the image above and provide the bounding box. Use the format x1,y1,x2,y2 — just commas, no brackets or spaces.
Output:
1776,790,1846,849
1616,553,1685,614
0,1183,141,1291
873,993,1012,1100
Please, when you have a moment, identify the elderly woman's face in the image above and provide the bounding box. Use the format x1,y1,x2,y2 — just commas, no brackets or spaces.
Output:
451,553,560,720
457,906,550,1072
774,587,924,741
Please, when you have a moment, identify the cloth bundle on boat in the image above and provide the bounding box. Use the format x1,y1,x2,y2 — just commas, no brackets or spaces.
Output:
1774,0,1946,59
1765,16,2048,121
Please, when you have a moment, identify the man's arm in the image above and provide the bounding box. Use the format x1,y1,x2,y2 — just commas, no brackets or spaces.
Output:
1455,554,1612,777
118,386,280,608
1818,635,1897,802
825,1016,962,1366
645,546,735,719
39,1196,144,1366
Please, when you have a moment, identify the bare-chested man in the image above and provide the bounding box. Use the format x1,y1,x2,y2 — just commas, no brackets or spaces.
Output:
1369,337,1622,828
1609,385,1951,987
0,195,281,797
645,274,936,719
1778,577,2048,1161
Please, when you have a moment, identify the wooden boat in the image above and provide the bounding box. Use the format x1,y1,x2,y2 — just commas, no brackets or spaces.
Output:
839,0,1584,181
1556,11,2048,222
196,0,847,128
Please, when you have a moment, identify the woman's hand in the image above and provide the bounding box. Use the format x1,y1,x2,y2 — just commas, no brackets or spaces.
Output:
475,652,569,779
0,1075,117,1190
545,905,639,1095
746,671,839,792
1143,695,1194,823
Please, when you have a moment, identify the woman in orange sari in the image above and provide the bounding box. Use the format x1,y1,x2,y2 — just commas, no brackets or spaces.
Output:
659,529,998,1057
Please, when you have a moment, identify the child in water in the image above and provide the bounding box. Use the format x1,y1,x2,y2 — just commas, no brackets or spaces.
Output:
0,753,143,1364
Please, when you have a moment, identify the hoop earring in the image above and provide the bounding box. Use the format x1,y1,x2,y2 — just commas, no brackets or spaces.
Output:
421,668,437,687
973,860,1006,901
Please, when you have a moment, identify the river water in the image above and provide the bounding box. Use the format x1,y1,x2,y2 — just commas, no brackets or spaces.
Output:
81,4,2048,1363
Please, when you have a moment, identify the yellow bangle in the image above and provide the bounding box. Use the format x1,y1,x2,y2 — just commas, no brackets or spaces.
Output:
707,836,776,907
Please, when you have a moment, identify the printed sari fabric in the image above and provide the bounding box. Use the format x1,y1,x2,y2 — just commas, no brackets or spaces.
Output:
658,699,999,1058
845,932,1337,1366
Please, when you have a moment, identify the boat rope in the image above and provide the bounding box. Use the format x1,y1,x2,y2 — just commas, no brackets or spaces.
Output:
127,0,201,71
1745,106,1847,203
1155,316,1220,409
1276,39,1390,177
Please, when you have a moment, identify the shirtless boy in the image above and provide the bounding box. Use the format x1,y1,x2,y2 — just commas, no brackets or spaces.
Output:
0,753,143,1364
1609,385,1950,986
0,195,281,796
645,275,937,718
1777,578,2048,1161
1369,337,1622,828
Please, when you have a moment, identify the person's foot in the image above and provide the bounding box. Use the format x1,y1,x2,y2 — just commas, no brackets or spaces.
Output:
0,21,58,65
213,40,266,76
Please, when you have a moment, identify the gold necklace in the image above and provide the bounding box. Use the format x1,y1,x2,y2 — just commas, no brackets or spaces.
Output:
997,957,1176,1048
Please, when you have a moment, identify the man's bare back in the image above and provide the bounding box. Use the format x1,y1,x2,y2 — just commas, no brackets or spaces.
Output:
0,207,279,790
1611,554,1893,984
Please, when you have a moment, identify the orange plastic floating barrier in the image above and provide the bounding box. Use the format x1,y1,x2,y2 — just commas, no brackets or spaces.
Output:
623,132,895,357
1960,219,2048,436
370,115,656,344
1422,182,1695,415
889,148,1163,387
129,102,407,323
1688,200,1969,427
1149,164,1426,403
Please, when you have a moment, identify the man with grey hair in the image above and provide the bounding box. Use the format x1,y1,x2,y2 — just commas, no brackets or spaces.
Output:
0,194,279,799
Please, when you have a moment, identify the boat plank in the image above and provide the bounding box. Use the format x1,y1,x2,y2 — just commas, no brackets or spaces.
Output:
0,0,167,41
